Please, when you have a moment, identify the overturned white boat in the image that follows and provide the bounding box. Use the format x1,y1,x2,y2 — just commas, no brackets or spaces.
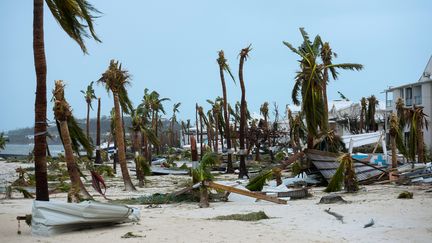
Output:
31,200,140,236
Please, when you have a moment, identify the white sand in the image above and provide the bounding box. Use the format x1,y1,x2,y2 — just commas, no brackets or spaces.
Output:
1,160,432,242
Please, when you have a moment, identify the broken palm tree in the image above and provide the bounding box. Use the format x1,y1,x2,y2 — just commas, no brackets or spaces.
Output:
53,80,92,200
192,152,219,208
325,153,359,193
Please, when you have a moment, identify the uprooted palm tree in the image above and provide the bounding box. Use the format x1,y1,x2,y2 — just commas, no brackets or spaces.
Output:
33,0,101,201
98,60,136,191
238,45,252,179
80,81,97,140
191,152,219,208
53,80,92,200
217,50,236,173
325,153,358,193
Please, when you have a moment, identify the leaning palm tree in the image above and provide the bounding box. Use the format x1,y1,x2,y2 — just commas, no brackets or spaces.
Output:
238,45,252,179
80,81,97,140
217,50,236,173
33,0,101,201
52,80,92,199
319,41,363,131
98,60,136,191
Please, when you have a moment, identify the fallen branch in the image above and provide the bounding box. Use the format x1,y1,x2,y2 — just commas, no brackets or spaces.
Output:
324,208,344,223
204,181,287,204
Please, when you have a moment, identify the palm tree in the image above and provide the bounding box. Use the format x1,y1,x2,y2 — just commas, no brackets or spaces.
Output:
145,90,169,154
170,103,181,147
260,101,270,159
33,0,101,201
359,97,367,133
283,29,324,149
80,81,97,140
405,106,429,163
238,45,252,179
217,50,236,173
367,95,379,132
52,80,92,199
389,113,399,169
319,41,363,131
98,60,136,191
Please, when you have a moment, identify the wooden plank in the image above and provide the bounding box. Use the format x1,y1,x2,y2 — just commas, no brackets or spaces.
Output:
204,181,287,204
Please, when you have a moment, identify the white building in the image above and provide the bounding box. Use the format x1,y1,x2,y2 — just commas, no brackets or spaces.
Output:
385,55,432,152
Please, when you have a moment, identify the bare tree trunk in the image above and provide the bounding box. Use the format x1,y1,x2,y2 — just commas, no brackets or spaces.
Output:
59,120,92,199
33,0,49,201
113,94,136,191
95,98,102,164
238,47,249,179
322,69,329,132
200,113,204,158
86,102,90,140
214,111,219,153
219,63,233,173
391,135,397,169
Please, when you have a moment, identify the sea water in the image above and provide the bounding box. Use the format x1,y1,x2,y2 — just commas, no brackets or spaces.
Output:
0,144,65,156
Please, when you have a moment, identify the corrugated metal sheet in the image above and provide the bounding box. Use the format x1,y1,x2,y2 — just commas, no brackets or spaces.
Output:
306,150,385,183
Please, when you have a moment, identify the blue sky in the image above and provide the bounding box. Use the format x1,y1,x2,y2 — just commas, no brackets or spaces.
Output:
1,0,431,131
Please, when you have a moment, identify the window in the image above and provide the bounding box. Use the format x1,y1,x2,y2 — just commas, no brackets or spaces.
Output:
406,87,412,106
413,86,422,105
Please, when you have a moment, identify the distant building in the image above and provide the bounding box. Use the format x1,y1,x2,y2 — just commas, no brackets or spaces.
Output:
385,55,432,152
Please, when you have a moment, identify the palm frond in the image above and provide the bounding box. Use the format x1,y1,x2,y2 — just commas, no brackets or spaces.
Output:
45,0,101,54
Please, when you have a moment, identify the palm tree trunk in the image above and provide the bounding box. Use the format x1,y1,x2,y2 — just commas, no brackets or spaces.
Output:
200,113,204,158
113,94,136,191
391,135,397,169
214,112,219,153
133,130,144,187
86,102,90,139
417,120,424,163
33,0,49,201
219,68,233,173
322,69,329,132
59,120,92,199
238,51,248,179
95,98,102,164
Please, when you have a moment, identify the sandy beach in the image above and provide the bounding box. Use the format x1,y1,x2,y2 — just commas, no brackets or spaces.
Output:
1,159,432,243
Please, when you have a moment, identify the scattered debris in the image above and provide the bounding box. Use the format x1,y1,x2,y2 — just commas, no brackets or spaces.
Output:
397,191,413,199
364,218,374,228
112,193,198,205
212,211,269,221
324,208,344,223
121,232,143,238
319,194,347,204
16,214,32,235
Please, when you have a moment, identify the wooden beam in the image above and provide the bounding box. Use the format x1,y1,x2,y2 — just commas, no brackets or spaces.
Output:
204,181,287,204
